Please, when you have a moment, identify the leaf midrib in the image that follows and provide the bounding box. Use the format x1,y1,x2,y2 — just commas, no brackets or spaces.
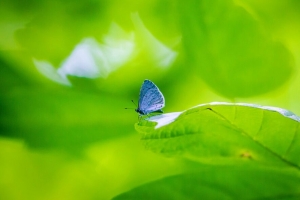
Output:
207,107,300,170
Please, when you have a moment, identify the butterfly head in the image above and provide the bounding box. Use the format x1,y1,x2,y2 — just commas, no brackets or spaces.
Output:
135,108,146,115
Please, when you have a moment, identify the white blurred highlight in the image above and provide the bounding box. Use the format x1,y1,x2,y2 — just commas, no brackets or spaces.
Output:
148,112,182,129
34,13,179,86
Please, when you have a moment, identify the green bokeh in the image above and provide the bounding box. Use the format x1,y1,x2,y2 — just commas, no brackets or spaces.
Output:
1,0,300,199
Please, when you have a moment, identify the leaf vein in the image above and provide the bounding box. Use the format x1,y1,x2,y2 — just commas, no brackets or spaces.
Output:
283,122,299,158
207,107,300,170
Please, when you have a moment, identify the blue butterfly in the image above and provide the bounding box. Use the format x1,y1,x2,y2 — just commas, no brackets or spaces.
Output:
135,79,165,116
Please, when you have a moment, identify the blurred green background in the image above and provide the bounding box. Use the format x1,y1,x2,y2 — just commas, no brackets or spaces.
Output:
0,0,300,199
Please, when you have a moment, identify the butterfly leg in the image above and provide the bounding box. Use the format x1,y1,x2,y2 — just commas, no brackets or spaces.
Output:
146,114,151,120
138,114,144,121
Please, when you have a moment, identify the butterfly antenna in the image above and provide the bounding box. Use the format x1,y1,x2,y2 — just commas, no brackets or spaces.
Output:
131,100,138,107
125,100,138,110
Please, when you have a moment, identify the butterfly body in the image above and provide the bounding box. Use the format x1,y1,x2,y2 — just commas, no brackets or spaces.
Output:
136,79,165,116
135,108,163,115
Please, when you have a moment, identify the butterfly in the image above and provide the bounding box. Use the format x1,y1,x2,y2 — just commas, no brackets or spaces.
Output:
135,79,165,116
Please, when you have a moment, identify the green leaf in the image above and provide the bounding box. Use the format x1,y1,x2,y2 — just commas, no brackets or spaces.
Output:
136,103,300,168
180,0,294,97
0,87,134,152
113,166,300,200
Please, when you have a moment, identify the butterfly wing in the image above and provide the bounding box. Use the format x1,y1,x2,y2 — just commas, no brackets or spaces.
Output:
138,80,165,114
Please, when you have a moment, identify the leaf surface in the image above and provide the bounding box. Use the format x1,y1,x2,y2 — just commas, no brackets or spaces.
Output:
136,103,300,168
113,166,300,200
180,0,294,97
